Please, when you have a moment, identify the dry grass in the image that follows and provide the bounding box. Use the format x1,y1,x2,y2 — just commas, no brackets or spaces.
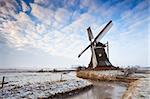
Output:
77,71,137,82
77,71,116,81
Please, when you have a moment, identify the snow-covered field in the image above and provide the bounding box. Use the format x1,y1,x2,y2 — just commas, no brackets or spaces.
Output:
0,79,92,98
0,71,92,98
0,72,76,86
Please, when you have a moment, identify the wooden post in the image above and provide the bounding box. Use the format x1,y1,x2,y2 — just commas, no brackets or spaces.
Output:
1,76,5,88
60,74,63,81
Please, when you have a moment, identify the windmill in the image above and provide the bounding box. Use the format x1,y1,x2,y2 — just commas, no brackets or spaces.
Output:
78,20,113,69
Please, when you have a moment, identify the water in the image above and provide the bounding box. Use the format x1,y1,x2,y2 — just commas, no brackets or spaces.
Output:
67,81,127,99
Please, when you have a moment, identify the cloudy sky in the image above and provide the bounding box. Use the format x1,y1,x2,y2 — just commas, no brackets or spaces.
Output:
0,0,149,69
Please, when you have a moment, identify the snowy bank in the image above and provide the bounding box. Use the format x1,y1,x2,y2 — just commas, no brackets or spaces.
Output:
122,74,150,99
0,79,92,98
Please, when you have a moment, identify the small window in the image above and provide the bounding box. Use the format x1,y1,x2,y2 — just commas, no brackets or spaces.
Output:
99,53,102,57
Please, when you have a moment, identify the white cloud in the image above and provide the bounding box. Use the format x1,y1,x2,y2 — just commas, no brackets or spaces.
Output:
53,8,71,29
0,0,18,20
31,3,54,25
0,2,85,59
20,0,30,12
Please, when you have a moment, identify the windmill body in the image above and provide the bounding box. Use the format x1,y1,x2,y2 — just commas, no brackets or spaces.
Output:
78,20,114,69
88,42,112,69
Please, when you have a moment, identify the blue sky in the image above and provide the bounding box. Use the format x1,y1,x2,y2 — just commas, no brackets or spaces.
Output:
0,0,149,69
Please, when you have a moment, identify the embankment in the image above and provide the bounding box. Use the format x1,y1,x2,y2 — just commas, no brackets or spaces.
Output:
77,70,137,83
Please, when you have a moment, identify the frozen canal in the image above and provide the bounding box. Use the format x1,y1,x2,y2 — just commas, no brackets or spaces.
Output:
67,81,127,99
0,70,127,98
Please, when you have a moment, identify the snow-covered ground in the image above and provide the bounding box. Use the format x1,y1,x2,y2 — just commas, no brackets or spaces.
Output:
0,72,76,86
0,79,92,98
122,73,150,99
0,71,92,98
129,73,150,99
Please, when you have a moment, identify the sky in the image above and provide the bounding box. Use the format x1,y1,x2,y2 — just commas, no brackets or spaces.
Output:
0,0,149,69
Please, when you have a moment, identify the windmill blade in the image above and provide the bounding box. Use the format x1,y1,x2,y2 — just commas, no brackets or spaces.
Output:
94,20,113,42
91,45,97,68
87,27,97,67
78,44,91,58
87,27,94,41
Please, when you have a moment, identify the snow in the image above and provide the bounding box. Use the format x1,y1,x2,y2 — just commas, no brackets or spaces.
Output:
122,73,150,99
130,74,150,99
0,72,76,86
0,79,92,98
0,72,92,98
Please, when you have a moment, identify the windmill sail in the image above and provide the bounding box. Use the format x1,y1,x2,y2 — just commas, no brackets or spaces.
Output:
87,27,97,68
78,44,90,57
87,27,94,41
91,45,97,68
95,20,113,42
